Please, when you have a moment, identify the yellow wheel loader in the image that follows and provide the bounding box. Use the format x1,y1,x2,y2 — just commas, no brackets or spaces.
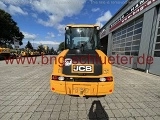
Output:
50,24,114,97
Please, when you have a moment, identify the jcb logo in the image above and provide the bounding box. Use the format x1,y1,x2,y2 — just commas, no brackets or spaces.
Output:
72,64,94,73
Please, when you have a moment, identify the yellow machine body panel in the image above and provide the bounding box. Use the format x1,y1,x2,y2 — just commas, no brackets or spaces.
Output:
0,47,10,59
20,51,27,57
0,47,10,54
50,50,114,97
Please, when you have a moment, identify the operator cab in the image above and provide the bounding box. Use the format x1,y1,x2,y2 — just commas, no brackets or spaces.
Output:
64,25,101,52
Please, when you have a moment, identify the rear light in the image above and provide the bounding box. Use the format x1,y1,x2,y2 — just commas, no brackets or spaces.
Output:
52,75,58,80
99,76,113,82
52,75,65,81
99,78,106,82
58,76,64,81
106,76,113,82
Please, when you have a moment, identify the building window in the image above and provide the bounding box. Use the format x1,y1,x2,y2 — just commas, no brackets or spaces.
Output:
134,28,142,35
157,28,160,35
155,43,160,50
156,36,160,42
154,21,160,57
133,34,141,40
154,51,160,57
112,17,143,56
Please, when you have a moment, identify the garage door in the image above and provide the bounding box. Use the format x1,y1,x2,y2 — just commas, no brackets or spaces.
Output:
149,9,160,76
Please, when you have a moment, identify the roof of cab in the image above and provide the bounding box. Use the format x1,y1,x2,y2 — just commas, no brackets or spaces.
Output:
66,24,99,28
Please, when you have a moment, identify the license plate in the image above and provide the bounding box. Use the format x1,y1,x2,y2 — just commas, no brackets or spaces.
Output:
73,85,90,95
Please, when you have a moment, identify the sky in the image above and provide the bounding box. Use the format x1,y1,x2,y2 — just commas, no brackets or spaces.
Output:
0,0,127,50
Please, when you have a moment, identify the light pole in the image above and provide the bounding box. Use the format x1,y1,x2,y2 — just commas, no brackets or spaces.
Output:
33,39,35,50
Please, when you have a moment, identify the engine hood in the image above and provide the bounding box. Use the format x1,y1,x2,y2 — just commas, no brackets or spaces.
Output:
62,49,102,76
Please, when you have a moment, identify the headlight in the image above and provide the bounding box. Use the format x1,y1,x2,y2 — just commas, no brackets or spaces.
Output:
58,76,64,81
97,26,100,30
99,78,106,82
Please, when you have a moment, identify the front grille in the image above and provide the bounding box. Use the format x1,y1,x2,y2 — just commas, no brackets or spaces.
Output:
65,77,100,82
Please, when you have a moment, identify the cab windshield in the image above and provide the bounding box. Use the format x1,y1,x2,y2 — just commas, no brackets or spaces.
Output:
65,27,100,50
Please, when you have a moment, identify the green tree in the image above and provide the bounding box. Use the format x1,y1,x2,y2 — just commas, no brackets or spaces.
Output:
0,9,24,46
37,44,45,53
8,44,13,49
25,41,33,49
50,47,54,54
58,42,64,51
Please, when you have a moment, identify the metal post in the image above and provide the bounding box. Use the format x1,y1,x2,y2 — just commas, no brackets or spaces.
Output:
33,39,34,49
